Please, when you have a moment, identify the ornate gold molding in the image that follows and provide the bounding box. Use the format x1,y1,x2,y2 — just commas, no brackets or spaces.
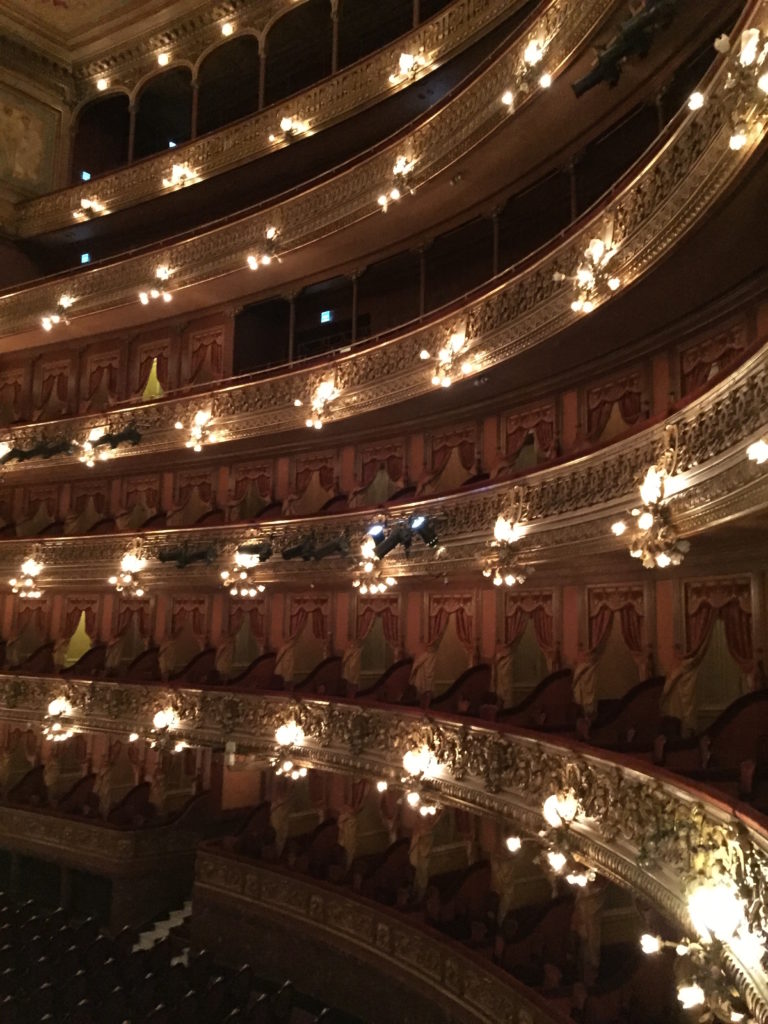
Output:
2,0,614,331
15,0,521,237
2,684,767,1020
195,853,571,1024
0,339,764,582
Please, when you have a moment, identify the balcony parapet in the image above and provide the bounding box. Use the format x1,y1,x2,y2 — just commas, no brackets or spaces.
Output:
14,0,522,238
0,338,764,581
0,0,617,336
2,682,768,1021
194,852,572,1024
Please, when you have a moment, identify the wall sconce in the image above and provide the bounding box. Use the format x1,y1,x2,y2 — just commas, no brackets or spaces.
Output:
747,437,768,464
96,78,109,91
43,697,75,743
482,512,528,586
10,554,43,599
157,52,170,67
174,408,216,451
500,36,552,108
41,294,75,332
220,541,270,597
246,226,280,269
294,377,339,429
612,463,690,568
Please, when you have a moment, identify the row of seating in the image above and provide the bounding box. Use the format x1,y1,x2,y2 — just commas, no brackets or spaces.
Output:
0,892,352,1024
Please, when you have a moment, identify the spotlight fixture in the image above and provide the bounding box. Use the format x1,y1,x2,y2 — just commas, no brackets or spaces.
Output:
377,154,416,211
246,226,280,269
282,533,317,561
373,521,414,559
236,541,273,565
611,462,689,568
157,544,215,569
553,233,621,313
313,532,350,560
409,514,438,547
77,424,141,467
41,294,75,332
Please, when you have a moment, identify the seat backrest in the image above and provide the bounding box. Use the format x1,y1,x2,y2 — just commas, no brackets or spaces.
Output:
7,764,47,807
107,781,154,827
359,659,413,702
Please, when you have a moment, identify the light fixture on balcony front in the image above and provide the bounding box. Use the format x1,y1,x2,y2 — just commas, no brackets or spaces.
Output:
43,697,75,743
72,196,107,221
272,720,308,779
78,426,109,467
162,162,199,189
352,535,397,594
10,554,43,599
377,154,416,211
611,462,690,569
482,511,528,586
419,324,476,388
388,49,429,86
296,377,339,429
157,52,170,67
221,21,234,36
139,265,173,305
246,226,280,269
553,235,621,313
747,437,768,464
708,27,768,153
268,116,309,143
220,542,271,597
500,36,552,108
41,294,75,332
96,78,109,91
174,408,216,452
109,544,147,598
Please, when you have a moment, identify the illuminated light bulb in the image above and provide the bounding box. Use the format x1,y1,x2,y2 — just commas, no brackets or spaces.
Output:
376,780,388,793
607,277,621,291
504,574,515,587
48,697,72,717
247,255,259,270
747,438,768,463
637,511,654,532
505,835,522,853
501,90,514,106
293,398,303,407
275,721,304,747
687,881,746,944
570,300,583,313
390,187,401,201
378,194,388,208
174,420,183,429
677,984,705,1010
523,39,544,65
419,349,430,360
640,934,662,955
280,116,294,132
460,361,472,376
542,791,578,828
440,377,451,388
738,27,760,66
398,52,415,75
758,72,768,94
402,745,437,778
385,577,395,587
406,791,421,807
59,294,74,309
730,128,747,151
261,254,272,266
155,264,170,281
582,299,594,314
96,78,109,91
611,521,627,537
688,91,705,110
221,21,234,36
493,575,503,587
162,291,172,302
152,708,179,731
157,52,170,66
639,466,663,505
547,850,567,873
539,72,552,88
128,733,139,743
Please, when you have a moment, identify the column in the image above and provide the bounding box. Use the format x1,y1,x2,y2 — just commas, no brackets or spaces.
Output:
413,0,421,28
190,79,199,139
350,272,359,342
491,210,500,278
127,102,137,163
330,0,340,75
258,37,268,110
418,245,428,318
287,293,297,364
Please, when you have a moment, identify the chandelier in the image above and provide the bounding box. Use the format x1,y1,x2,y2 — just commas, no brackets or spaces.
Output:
247,226,280,269
148,707,188,753
389,50,429,86
611,464,689,569
10,554,43,599
481,513,528,586
139,265,173,305
174,408,216,451
268,116,309,144
500,36,552,108
419,324,476,387
377,154,416,211
272,720,309,780
687,28,768,153
109,544,147,598
294,377,340,429
401,744,441,817
352,535,397,595
553,235,621,313
41,293,75,332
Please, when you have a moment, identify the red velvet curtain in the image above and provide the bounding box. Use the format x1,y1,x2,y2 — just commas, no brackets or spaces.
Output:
686,591,753,670
139,351,168,390
178,479,212,505
117,603,148,636
190,337,222,383
66,603,96,637
587,377,642,440
681,332,745,395
506,408,556,462
720,599,753,671
618,603,644,655
429,599,474,652
289,601,327,640
505,605,528,646
531,605,554,653
126,484,159,511
361,453,404,487
357,599,400,646
173,605,204,636
234,471,271,500
589,598,643,655
88,362,116,399
73,489,106,514
17,604,46,633
230,602,265,637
